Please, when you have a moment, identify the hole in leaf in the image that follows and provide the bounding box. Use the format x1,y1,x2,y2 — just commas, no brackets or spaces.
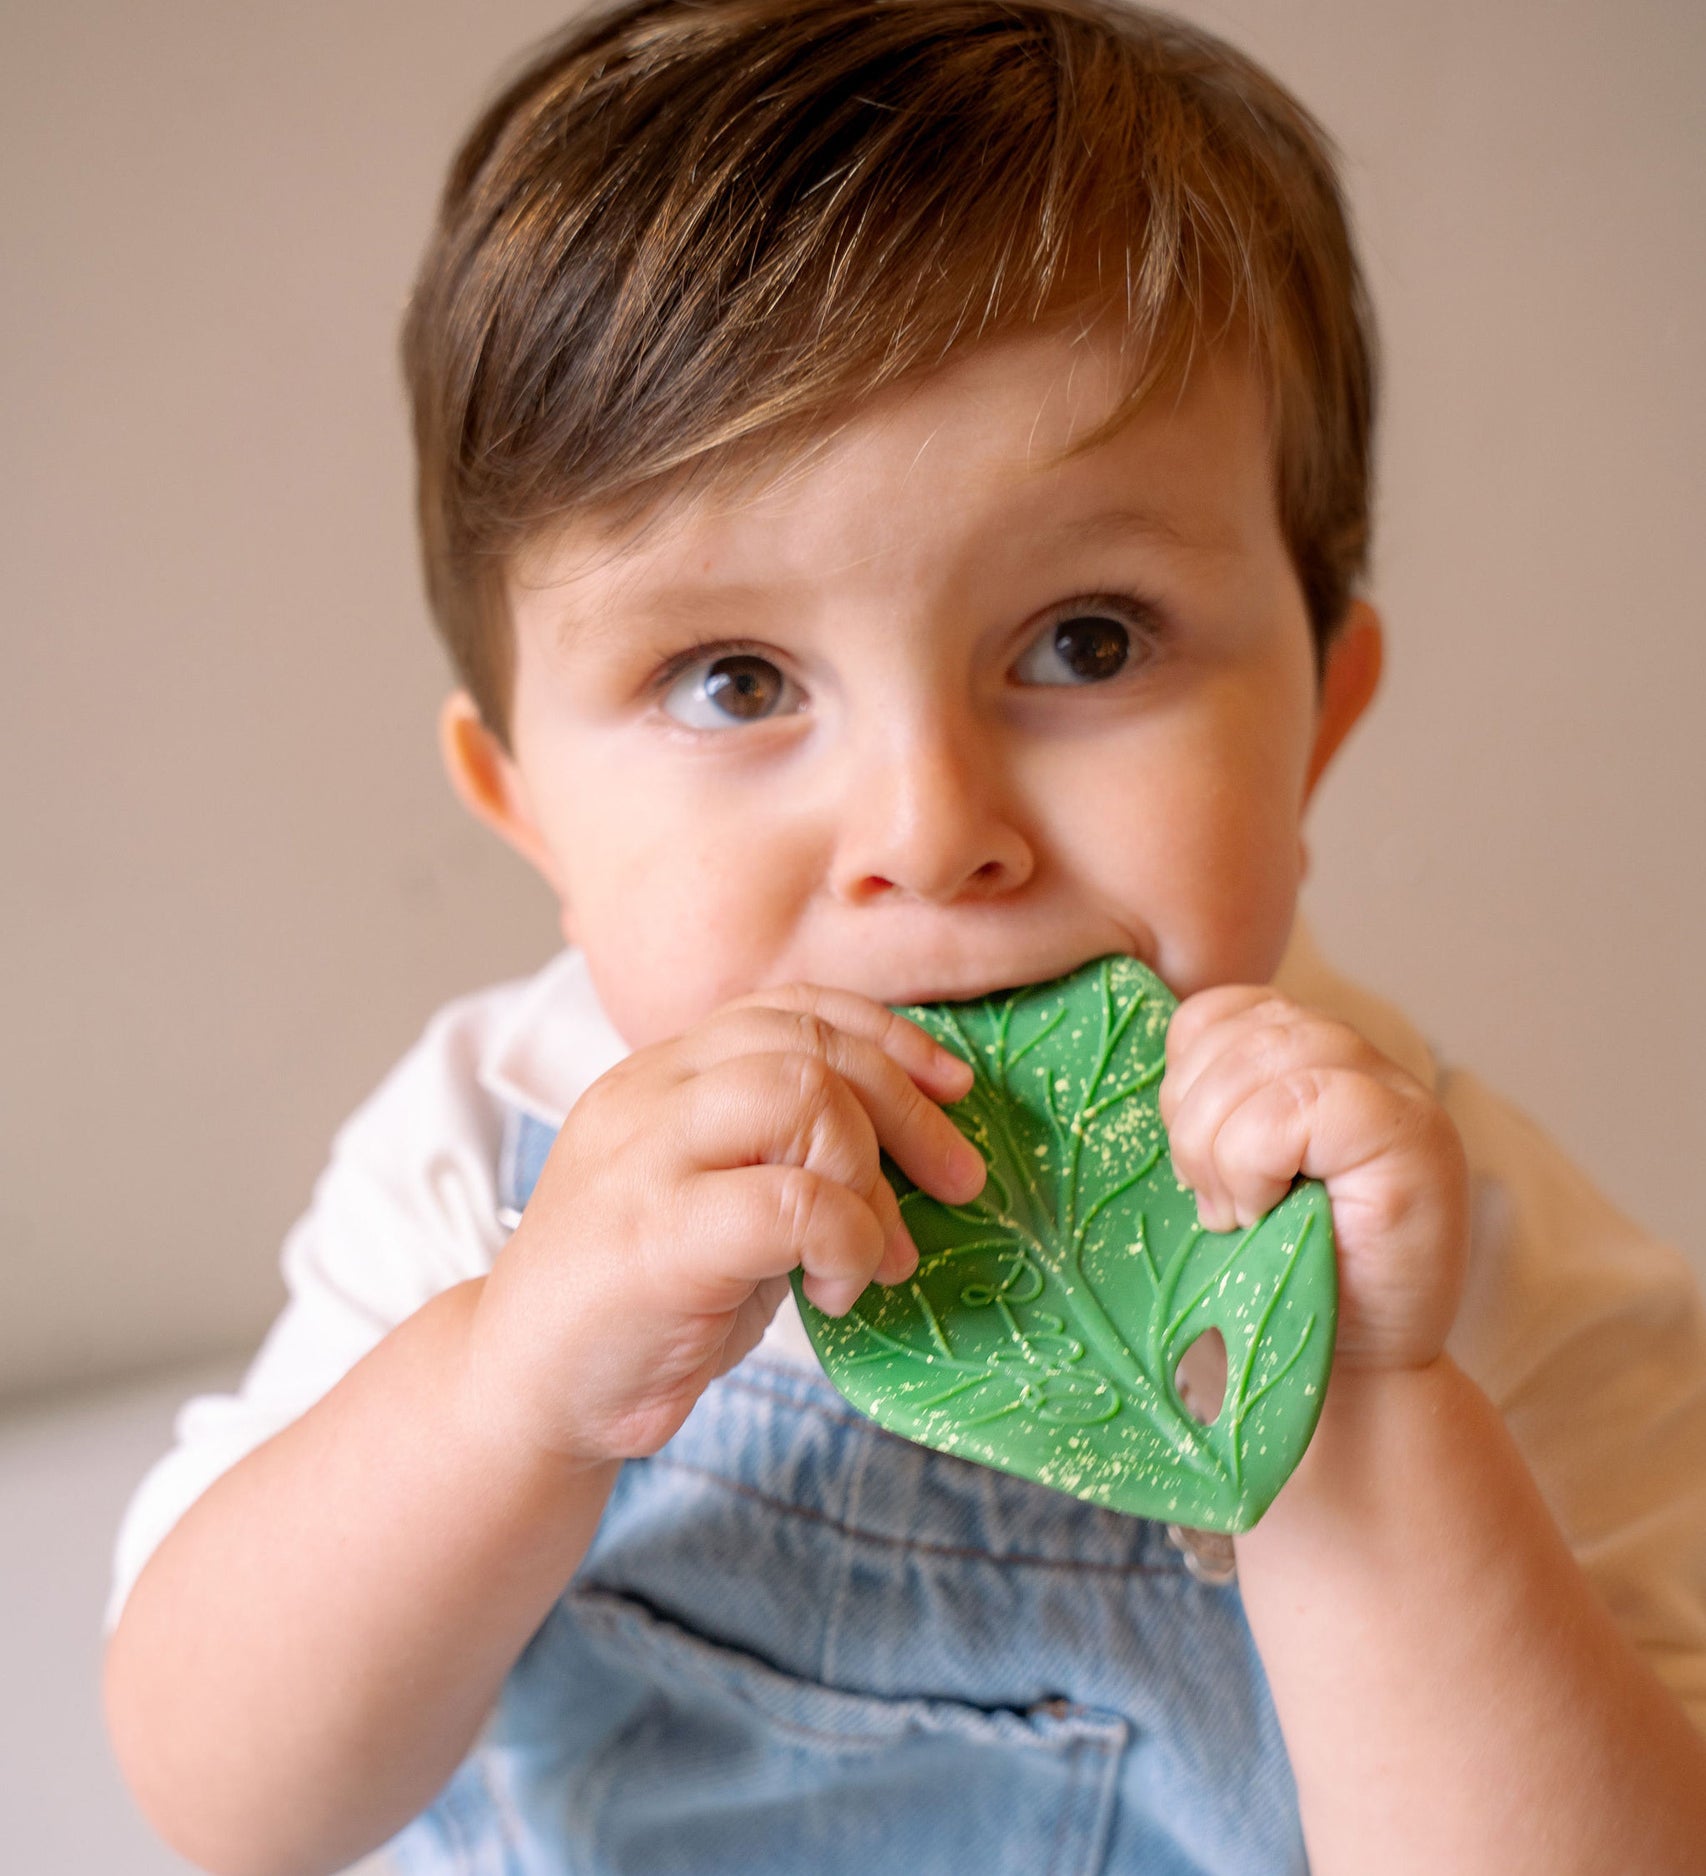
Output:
1175,1328,1228,1426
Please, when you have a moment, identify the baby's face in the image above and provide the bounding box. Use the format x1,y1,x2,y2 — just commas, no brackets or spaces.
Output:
489,327,1350,1048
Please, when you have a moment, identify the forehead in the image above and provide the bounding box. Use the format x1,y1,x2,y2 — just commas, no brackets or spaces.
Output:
507,328,1280,624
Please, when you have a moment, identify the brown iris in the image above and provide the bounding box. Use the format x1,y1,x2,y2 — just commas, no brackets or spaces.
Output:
1052,615,1129,681
703,654,785,719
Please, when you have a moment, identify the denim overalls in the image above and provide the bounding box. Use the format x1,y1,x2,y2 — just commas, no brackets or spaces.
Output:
384,1111,1305,1875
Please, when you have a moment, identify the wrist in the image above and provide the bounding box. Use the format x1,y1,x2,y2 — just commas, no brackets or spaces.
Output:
440,1277,620,1494
1235,1352,1477,1562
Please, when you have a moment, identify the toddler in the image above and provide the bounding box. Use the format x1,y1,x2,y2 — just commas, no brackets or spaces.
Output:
104,2,1706,1871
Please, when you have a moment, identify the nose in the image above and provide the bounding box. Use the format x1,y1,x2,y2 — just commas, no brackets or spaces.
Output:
829,713,1035,906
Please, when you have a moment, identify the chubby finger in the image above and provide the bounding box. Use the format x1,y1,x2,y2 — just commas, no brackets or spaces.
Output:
670,1050,919,1261
1176,1063,1426,1233
1164,1008,1379,1180
720,982,976,1104
673,1163,907,1317
1163,984,1282,1086
679,1004,985,1204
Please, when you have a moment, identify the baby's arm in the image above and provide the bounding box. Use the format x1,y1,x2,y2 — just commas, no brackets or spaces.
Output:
1161,990,1706,1874
104,989,982,1876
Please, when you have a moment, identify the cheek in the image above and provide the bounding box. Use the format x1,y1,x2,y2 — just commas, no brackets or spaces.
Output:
1176,736,1309,982
1143,771,1298,906
1156,833,1301,997
547,770,820,1043
1059,699,1308,989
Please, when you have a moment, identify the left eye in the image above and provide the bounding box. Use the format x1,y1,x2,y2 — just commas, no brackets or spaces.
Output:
1013,610,1134,685
659,651,803,729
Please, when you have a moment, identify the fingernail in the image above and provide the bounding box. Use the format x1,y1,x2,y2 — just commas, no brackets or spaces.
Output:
950,1137,986,1195
935,1048,974,1090
814,1278,866,1317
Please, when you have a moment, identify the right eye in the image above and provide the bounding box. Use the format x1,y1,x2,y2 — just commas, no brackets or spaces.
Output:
659,651,803,730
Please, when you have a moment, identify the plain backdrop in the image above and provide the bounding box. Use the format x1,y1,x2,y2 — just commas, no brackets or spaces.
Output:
4,0,1704,1406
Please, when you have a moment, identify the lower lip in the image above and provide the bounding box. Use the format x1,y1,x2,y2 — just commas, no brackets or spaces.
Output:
890,957,1134,1006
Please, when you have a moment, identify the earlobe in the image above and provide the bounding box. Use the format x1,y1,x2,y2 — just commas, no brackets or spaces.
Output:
1303,601,1383,803
438,691,563,894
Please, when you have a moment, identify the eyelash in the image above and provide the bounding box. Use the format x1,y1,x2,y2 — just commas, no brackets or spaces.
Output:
647,593,1163,721
1032,592,1163,664
649,637,778,696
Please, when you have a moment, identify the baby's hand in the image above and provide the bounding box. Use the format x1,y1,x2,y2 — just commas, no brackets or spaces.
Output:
465,988,985,1468
1159,987,1469,1372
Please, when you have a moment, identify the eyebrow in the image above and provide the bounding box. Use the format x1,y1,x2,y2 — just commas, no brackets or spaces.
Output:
1041,504,1232,556
528,500,1227,649
538,576,787,653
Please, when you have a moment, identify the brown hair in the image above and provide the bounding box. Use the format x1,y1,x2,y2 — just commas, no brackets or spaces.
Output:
403,0,1377,743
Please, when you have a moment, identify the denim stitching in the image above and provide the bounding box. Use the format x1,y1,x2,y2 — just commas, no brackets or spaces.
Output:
572,1589,1107,1756
1041,1732,1082,1876
647,1455,1179,1577
816,1409,876,1684
565,1682,676,1866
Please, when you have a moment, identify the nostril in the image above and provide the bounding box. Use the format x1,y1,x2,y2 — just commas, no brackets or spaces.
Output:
848,862,1010,903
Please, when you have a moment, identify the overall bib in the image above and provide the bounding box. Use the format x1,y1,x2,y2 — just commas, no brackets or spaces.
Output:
384,1111,1305,1875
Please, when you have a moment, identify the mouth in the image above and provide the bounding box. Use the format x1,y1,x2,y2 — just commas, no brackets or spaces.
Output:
883,950,1141,1008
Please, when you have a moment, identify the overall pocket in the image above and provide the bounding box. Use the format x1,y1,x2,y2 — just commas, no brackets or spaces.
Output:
501,1582,1131,1876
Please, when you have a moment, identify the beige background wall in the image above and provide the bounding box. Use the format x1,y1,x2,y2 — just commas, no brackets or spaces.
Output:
4,0,1703,1404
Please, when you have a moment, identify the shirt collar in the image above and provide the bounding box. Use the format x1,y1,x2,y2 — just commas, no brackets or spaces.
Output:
477,910,1437,1129
477,947,633,1128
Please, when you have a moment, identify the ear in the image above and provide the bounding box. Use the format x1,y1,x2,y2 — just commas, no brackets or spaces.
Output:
438,691,566,900
1303,600,1383,805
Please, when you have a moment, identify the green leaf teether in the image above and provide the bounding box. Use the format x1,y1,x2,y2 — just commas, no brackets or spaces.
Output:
790,954,1336,1532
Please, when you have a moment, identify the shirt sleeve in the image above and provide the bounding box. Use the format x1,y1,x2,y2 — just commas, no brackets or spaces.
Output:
105,992,513,1631
1441,1066,1706,1735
